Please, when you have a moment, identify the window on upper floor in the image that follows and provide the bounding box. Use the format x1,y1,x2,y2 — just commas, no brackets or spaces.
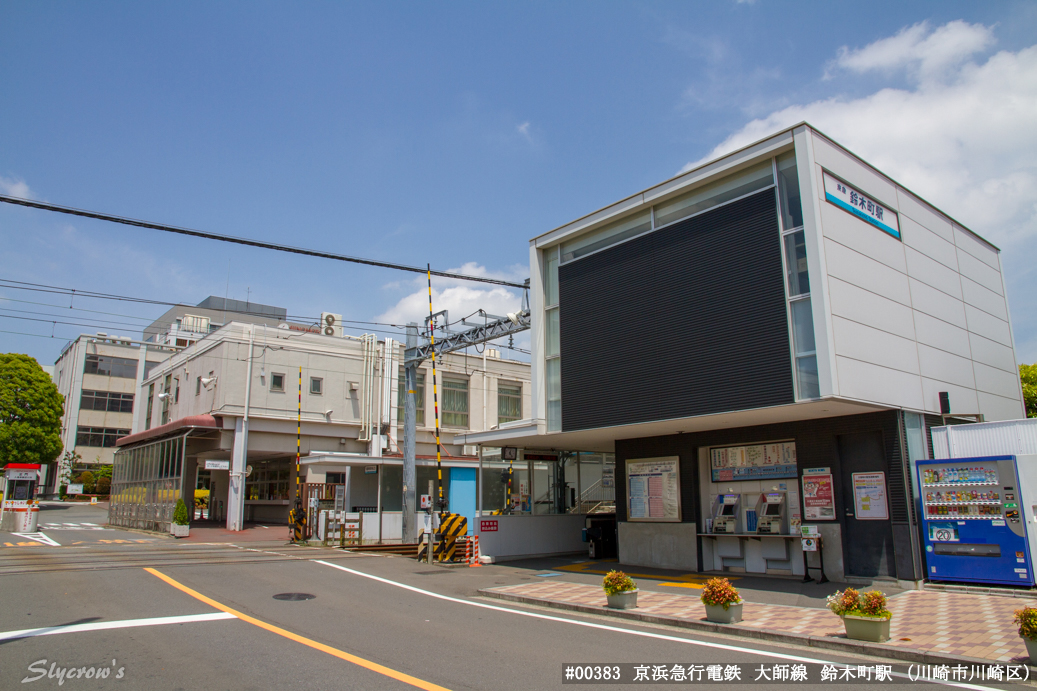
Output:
442,378,469,428
498,383,522,424
84,354,138,379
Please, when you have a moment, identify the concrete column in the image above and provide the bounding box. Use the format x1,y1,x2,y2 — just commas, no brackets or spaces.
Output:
228,417,247,530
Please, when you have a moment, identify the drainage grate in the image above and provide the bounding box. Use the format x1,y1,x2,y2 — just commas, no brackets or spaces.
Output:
273,593,316,601
414,571,450,576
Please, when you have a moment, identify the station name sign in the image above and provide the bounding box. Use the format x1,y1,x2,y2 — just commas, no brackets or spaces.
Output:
822,171,900,240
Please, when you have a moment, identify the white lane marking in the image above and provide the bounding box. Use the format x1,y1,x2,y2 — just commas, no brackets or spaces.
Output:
0,612,237,642
312,560,1008,691
12,532,61,546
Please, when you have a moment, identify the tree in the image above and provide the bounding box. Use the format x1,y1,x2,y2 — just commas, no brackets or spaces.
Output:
1021,363,1037,419
0,354,64,467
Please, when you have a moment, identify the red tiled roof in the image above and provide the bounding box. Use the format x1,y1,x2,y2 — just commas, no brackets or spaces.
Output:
116,415,221,447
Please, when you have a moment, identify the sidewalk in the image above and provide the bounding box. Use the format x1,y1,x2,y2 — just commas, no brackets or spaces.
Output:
178,521,292,543
480,577,1032,665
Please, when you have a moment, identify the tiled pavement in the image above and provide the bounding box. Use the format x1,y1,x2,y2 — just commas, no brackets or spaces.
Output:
485,580,1029,663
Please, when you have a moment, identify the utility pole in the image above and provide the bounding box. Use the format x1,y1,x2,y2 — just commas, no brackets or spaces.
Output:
402,324,418,544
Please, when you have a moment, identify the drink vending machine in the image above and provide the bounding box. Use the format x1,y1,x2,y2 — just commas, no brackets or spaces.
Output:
917,455,1037,586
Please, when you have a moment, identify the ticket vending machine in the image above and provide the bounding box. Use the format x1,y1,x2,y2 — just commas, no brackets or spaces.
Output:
755,492,787,534
711,494,742,534
918,455,1037,586
0,463,41,533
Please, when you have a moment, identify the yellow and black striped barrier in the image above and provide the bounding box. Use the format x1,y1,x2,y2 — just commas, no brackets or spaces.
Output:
416,513,468,562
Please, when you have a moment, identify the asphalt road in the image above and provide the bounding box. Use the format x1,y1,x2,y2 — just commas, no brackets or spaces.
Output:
0,504,1029,690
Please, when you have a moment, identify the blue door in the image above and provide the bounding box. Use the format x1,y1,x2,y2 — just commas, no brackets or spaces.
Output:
449,468,477,533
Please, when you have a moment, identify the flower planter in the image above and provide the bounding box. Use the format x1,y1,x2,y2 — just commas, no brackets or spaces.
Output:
704,602,743,624
170,523,190,538
606,589,638,609
842,614,891,642
1022,636,1037,662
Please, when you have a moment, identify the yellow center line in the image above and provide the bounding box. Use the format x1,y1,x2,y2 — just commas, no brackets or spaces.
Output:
144,567,450,691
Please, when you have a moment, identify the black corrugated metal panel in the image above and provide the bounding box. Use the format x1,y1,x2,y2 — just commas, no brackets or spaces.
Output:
558,188,793,432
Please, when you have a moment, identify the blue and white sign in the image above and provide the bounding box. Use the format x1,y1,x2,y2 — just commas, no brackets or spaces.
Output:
823,171,900,240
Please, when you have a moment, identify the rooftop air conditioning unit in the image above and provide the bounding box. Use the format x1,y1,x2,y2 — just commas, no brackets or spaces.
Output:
321,312,343,337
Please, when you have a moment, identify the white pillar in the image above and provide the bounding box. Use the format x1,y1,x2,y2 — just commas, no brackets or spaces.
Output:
228,417,247,530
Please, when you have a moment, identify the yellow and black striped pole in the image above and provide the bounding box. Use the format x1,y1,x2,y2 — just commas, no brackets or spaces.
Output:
292,365,304,542
427,266,445,548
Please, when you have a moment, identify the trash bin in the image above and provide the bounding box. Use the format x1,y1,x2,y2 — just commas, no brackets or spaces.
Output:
585,515,617,559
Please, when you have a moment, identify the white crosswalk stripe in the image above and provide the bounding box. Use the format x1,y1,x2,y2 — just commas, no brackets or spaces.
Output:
41,523,110,531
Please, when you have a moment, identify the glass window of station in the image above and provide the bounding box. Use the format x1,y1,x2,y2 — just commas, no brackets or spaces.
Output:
541,146,819,431
480,448,615,516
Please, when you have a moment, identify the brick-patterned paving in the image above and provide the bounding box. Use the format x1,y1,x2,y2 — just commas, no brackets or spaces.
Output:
487,581,1029,662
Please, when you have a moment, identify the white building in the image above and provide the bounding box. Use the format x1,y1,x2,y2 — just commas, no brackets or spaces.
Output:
464,122,1026,581
109,321,531,535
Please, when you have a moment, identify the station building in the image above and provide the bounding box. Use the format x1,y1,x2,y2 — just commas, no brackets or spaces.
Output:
461,123,1026,584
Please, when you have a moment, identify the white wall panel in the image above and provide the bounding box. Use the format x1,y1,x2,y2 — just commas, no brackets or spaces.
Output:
977,391,1026,422
956,249,1004,296
905,247,963,299
828,277,915,340
835,355,924,409
954,224,1000,269
917,344,976,389
812,135,898,208
913,311,972,359
896,188,954,242
973,362,1023,400
961,277,1009,321
819,203,907,273
965,304,1013,347
832,316,920,374
908,278,967,329
902,216,958,271
969,332,1018,374
922,378,980,416
824,239,911,306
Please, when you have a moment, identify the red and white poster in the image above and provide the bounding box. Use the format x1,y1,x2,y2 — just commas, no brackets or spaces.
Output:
802,471,835,521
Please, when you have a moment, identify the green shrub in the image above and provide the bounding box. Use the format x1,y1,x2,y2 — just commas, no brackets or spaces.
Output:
95,476,111,496
1015,607,1037,640
78,471,96,494
602,570,636,595
700,577,742,609
173,498,190,526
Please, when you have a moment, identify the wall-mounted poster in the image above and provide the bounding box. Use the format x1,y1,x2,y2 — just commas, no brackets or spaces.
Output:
852,472,889,520
626,457,681,523
710,441,797,482
802,471,835,521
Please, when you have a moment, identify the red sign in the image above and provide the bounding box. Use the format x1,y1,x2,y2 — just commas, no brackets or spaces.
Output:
480,520,498,532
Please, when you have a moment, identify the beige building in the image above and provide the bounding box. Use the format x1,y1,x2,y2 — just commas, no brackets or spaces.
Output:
110,321,531,533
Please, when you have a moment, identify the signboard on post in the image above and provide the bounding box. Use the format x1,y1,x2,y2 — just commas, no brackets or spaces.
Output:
852,472,889,520
802,470,835,521
66,483,84,495
626,457,681,522
205,460,230,471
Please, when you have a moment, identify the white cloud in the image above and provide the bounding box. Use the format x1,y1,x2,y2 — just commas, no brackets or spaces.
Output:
680,21,1037,362
517,121,532,141
828,20,995,83
375,262,527,330
0,176,34,200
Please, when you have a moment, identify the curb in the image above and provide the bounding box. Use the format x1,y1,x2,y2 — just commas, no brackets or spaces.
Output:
479,589,1033,670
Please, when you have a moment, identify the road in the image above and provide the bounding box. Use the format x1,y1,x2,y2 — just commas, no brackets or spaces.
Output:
0,503,1027,690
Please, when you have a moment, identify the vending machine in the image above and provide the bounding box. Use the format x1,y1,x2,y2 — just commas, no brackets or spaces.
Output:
711,494,742,534
917,455,1037,586
754,492,787,534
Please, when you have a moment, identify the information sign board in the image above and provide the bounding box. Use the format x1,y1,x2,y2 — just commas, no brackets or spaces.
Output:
852,472,889,520
626,457,681,522
710,442,797,482
802,473,835,521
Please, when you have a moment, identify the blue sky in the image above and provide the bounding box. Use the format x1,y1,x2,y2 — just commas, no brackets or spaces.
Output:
2,1,1036,366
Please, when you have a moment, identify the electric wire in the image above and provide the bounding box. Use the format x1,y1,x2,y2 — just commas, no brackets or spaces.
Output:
0,194,528,289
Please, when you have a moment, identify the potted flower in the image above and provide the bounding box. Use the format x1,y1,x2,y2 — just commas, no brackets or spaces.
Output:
700,577,743,623
1014,606,1037,661
826,588,891,642
602,570,638,609
171,498,191,538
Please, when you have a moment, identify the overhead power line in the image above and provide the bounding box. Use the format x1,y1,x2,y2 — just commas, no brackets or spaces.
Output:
0,194,528,289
